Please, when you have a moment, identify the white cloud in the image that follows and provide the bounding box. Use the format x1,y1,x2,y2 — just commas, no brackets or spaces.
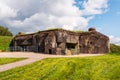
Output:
82,0,108,15
0,0,17,19
0,0,108,34
109,35,120,45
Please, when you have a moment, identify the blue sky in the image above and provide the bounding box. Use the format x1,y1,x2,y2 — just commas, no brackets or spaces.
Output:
89,0,120,37
0,0,120,44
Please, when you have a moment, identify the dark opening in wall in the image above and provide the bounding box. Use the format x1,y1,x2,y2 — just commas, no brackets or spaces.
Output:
49,49,52,54
66,43,76,50
57,42,62,48
90,42,93,45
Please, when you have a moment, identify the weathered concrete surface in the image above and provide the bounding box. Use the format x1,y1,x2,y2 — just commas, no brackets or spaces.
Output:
10,28,110,55
0,52,104,72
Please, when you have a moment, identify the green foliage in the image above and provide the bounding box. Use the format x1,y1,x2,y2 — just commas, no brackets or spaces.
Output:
0,55,120,80
73,30,88,33
0,58,26,65
47,28,64,31
46,28,87,33
0,26,13,36
0,36,13,51
16,32,25,36
110,44,120,54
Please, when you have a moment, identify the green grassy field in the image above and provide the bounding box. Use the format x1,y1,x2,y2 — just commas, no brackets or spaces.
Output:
0,36,13,51
0,58,26,65
0,55,120,80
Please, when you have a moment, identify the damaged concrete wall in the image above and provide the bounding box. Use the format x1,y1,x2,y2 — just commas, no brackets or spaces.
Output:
10,28,110,54
36,33,48,53
79,30,110,54
55,30,67,55
66,33,79,55
44,32,56,54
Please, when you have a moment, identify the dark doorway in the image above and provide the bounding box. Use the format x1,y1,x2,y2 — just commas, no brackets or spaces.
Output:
49,49,52,54
21,46,27,52
66,43,76,50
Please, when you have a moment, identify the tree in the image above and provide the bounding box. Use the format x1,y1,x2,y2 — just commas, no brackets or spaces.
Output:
0,26,13,36
16,32,25,36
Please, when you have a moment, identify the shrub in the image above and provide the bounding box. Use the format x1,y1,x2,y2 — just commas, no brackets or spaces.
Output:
0,36,13,51
0,26,13,36
110,44,120,54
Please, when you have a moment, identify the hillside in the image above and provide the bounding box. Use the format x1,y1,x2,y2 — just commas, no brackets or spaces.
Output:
110,44,120,54
0,36,13,51
0,55,120,80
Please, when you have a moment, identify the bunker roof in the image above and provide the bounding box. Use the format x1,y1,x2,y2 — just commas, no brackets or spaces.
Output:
15,28,109,40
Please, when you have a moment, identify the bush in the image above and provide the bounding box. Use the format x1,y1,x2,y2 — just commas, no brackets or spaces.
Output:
16,32,25,36
110,44,120,54
0,26,13,36
0,36,13,51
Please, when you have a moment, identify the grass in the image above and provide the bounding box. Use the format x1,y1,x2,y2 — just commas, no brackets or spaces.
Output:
44,28,87,33
0,54,120,80
0,36,13,51
110,44,120,54
0,58,26,65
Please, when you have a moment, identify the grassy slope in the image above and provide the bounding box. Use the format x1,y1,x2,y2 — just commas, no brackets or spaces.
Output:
0,36,13,51
0,55,120,80
110,44,120,54
0,58,26,65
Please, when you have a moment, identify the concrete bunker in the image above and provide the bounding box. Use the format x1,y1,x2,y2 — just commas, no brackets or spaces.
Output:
9,28,110,55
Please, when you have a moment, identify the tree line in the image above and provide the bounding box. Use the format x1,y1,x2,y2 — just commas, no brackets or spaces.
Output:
0,26,13,36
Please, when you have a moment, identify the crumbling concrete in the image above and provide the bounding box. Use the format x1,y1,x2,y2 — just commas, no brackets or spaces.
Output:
9,28,110,55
